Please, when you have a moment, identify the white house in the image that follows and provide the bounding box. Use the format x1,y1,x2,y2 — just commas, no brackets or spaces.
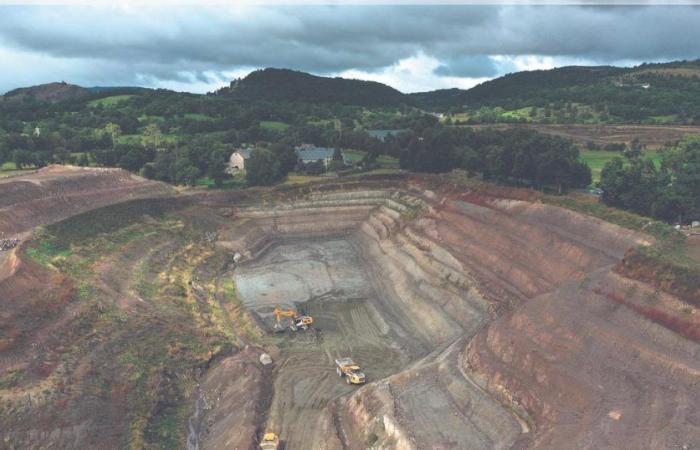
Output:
228,147,253,172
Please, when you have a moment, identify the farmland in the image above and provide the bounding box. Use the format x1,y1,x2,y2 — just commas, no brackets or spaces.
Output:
580,148,663,182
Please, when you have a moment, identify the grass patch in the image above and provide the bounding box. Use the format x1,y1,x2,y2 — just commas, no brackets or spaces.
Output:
195,175,246,190
26,239,73,267
88,95,134,107
221,278,262,345
260,120,290,130
580,149,663,183
0,161,36,178
341,149,399,168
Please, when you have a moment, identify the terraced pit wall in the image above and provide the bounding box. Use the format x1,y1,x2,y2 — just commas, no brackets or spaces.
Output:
198,178,698,450
1,170,698,449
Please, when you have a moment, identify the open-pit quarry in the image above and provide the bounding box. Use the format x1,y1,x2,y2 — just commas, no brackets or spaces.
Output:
1,166,698,449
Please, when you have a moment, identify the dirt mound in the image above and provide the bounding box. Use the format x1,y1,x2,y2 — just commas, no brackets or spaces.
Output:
0,165,173,235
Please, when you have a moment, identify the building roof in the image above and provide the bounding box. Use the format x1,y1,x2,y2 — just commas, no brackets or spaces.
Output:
235,147,253,159
295,146,335,162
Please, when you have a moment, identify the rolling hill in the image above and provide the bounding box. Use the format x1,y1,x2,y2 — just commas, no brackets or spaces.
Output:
219,68,409,107
1,81,90,103
410,60,700,123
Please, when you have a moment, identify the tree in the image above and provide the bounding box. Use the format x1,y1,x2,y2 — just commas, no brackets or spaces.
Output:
142,123,162,149
118,146,150,172
173,154,200,186
104,122,121,148
12,149,34,169
246,148,280,186
269,142,297,177
206,146,231,187
77,153,90,167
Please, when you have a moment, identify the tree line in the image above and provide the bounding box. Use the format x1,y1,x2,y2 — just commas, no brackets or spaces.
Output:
600,135,700,223
399,127,591,192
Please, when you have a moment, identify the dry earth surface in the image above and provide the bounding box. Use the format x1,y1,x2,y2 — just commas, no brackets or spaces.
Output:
0,167,698,450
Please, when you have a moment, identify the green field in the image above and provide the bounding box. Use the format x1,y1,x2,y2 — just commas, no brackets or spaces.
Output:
0,161,36,178
260,120,290,130
88,95,134,107
195,174,246,189
342,149,399,168
580,149,663,182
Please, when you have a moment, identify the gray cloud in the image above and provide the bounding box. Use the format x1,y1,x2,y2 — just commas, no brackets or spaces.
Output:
0,5,699,93
434,55,504,78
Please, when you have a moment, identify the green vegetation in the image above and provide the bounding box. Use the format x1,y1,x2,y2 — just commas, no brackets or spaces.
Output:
260,120,290,130
580,148,662,182
88,94,135,107
342,149,399,168
599,135,700,223
400,127,591,192
1,62,697,202
414,60,700,124
223,68,407,107
0,161,35,178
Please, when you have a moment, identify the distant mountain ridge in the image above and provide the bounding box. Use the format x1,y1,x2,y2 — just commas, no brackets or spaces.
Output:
409,60,700,112
3,60,700,123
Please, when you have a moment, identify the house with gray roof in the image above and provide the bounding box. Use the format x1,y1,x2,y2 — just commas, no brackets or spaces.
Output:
295,145,337,168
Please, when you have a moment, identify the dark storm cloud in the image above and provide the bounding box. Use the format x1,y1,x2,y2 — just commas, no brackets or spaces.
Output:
0,5,699,92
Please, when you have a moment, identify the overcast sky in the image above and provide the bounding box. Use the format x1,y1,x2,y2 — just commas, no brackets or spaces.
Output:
0,5,699,94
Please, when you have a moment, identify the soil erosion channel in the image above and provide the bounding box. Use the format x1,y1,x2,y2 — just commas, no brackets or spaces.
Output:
234,238,415,448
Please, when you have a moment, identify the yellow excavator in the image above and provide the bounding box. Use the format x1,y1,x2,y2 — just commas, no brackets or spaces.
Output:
273,307,314,331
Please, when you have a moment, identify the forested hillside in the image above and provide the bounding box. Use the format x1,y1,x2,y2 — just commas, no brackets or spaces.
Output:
219,68,409,107
412,60,700,124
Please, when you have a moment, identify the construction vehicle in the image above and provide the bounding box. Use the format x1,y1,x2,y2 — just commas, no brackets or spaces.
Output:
335,357,366,385
259,432,279,450
273,307,314,331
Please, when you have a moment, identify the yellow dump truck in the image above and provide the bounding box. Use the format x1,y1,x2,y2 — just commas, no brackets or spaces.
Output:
335,357,366,385
259,432,279,450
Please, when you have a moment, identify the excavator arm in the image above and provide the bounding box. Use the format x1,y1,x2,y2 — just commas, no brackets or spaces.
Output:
273,307,297,326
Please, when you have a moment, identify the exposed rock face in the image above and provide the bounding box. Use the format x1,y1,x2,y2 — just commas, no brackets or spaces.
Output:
208,180,697,449
1,171,697,449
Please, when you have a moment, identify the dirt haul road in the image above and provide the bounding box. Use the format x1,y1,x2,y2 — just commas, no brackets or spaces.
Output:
234,239,415,449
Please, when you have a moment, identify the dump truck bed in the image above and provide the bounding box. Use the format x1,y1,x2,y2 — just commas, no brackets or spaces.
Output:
335,357,355,367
